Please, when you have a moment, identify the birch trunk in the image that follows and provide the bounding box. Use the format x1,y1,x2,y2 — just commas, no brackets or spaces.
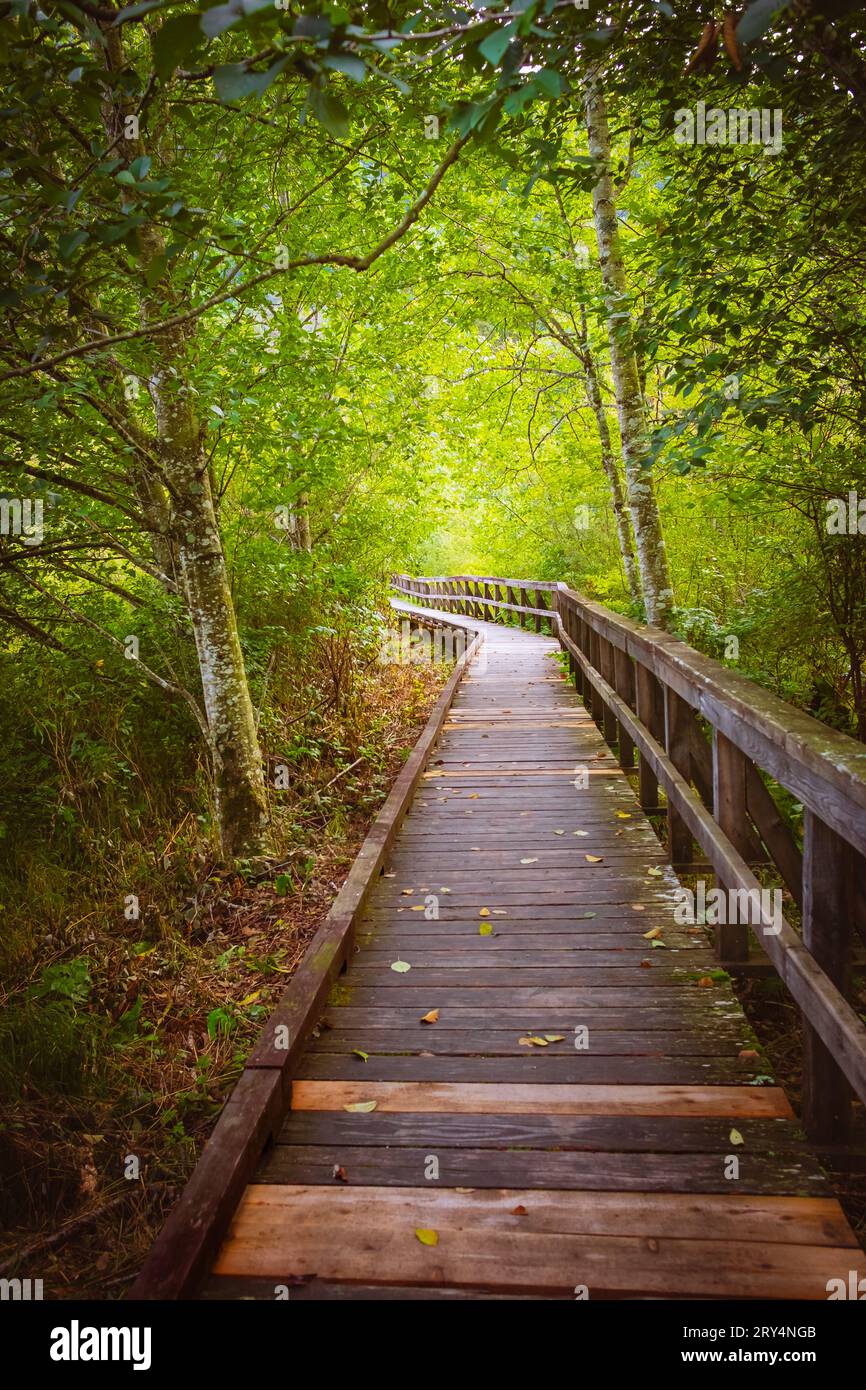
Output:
584,77,675,628
145,315,269,859
99,29,269,859
579,304,642,604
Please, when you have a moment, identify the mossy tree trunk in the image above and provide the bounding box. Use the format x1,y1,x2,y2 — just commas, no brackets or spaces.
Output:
585,77,675,629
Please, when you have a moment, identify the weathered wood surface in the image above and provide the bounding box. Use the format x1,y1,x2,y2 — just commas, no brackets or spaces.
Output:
208,609,863,1301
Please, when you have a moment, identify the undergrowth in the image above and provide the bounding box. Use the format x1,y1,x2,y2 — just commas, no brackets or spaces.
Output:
0,612,450,1298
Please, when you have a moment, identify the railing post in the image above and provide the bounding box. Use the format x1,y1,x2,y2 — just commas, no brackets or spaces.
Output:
519,587,527,628
802,811,853,1142
534,588,543,634
588,629,604,724
711,731,751,961
613,645,636,769
597,637,618,746
578,618,592,706
565,602,578,684
664,687,694,867
634,662,663,812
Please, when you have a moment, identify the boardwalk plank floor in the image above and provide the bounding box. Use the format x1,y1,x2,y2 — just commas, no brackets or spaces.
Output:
206,613,863,1300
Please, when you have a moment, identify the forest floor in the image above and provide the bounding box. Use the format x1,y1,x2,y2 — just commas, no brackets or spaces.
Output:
0,655,450,1300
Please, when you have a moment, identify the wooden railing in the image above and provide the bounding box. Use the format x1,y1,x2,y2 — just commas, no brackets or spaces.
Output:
393,572,866,1144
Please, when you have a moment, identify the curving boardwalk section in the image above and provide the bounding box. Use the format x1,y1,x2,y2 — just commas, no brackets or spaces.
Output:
204,609,862,1300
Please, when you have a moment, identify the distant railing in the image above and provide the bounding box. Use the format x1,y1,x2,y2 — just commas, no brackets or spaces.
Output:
393,571,866,1144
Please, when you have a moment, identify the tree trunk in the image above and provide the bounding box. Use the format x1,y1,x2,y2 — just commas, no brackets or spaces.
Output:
142,309,270,859
579,304,642,604
585,77,675,628
99,28,269,859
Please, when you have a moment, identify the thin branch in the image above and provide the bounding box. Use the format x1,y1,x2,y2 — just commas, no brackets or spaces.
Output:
0,136,470,384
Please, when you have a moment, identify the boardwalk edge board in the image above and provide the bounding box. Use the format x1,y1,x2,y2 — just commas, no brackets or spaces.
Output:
128,610,484,1301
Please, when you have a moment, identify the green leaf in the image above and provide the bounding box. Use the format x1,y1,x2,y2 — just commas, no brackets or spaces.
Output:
478,29,512,67
533,68,563,98
144,251,167,287
200,3,242,39
152,12,204,80
308,87,350,137
59,229,88,259
129,154,151,180
214,59,287,104
736,0,790,46
321,52,366,83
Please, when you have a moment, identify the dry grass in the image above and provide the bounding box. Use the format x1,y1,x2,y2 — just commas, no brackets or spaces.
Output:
0,655,449,1298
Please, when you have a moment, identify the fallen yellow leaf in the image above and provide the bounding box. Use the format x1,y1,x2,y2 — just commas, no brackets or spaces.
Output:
643,926,663,940
585,854,603,864
415,1228,439,1246
479,906,491,917
729,1128,745,1146
343,1101,377,1113
420,1009,440,1024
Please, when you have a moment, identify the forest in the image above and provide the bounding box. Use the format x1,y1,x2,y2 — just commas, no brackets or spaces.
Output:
1,0,866,1311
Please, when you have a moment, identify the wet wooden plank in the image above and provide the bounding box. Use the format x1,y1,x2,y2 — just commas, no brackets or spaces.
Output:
213,1185,860,1298
257,1146,827,1196
290,1080,794,1118
294,1054,764,1084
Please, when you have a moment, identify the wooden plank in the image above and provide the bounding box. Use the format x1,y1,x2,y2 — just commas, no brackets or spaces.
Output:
258,1146,828,1196
323,1006,735,1029
337,986,734,1009
213,1186,860,1297
308,1029,749,1058
290,1080,795,1118
294,1054,763,1084
273,1109,806,1153
222,1185,855,1248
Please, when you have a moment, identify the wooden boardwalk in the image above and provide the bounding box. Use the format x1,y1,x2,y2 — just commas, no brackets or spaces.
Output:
204,612,861,1300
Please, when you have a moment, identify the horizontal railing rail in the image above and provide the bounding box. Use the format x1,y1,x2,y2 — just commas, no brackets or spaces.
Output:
392,571,866,1144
